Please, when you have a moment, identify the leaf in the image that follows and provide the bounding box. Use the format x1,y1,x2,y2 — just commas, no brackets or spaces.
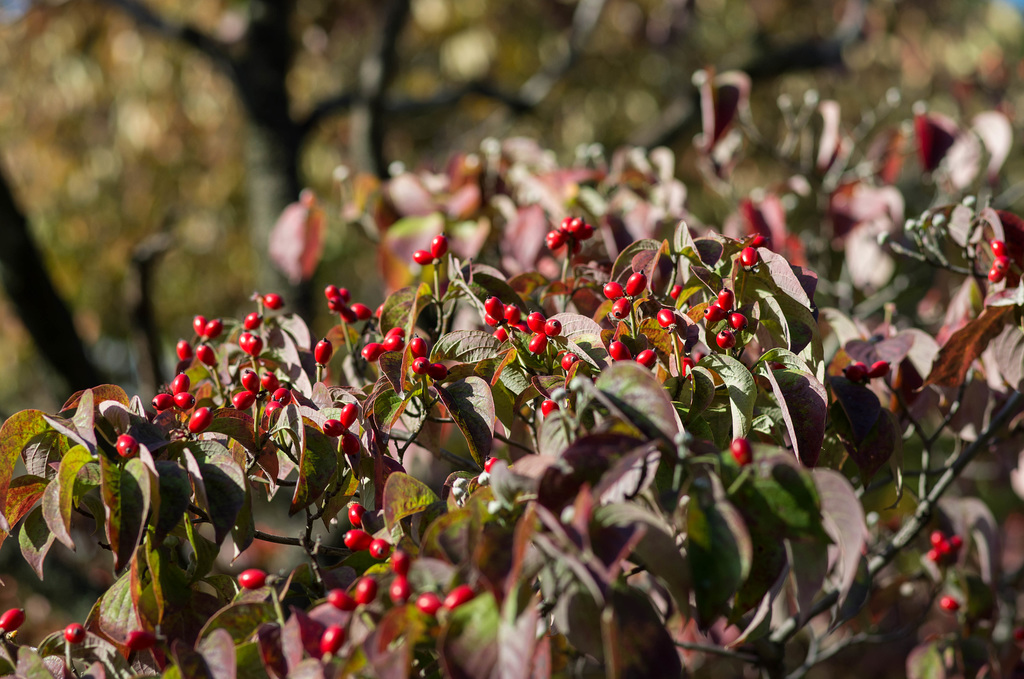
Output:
182,442,247,545
594,362,679,442
439,593,500,679
431,330,503,362
200,602,277,643
702,354,755,439
0,475,47,548
698,69,751,151
434,376,494,467
548,313,608,368
914,111,958,172
19,505,55,579
290,426,338,515
610,238,663,282
0,409,51,532
829,376,881,445
71,389,98,450
378,285,418,336
925,305,1013,388
383,472,442,536
153,461,191,544
99,455,151,572
973,111,1013,183
785,537,829,626
906,641,947,679
206,410,257,452
269,196,325,284
757,366,827,467
688,476,752,629
197,629,238,679
600,583,683,679
49,445,94,550
813,470,867,612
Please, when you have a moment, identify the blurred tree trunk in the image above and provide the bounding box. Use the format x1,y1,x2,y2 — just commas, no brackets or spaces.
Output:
0,161,104,393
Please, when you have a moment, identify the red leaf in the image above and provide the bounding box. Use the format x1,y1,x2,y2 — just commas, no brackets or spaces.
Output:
268,192,325,284
913,111,958,173
698,69,751,152
925,305,1013,388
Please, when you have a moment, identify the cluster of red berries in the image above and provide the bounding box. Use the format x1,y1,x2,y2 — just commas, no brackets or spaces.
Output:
322,402,361,453
413,235,449,266
545,216,594,254
324,285,373,325
150,372,212,434
988,239,1013,283
604,271,649,319
703,288,747,350
927,530,963,565
482,296,562,354
844,360,890,383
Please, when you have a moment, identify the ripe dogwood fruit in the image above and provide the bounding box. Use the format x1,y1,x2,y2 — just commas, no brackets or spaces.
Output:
728,313,748,331
351,303,372,320
320,625,345,655
527,312,546,334
544,318,562,337
609,341,631,361
730,437,752,466
603,281,624,300
392,550,411,576
196,344,216,366
369,538,391,559
670,284,682,299
323,419,345,437
116,434,139,458
240,369,260,393
740,246,760,268
260,372,280,392
717,288,735,311
494,327,509,342
416,592,443,616
528,332,548,354
412,250,434,265
484,296,504,320
342,432,361,455
263,293,284,310
173,392,196,410
716,329,736,349
382,334,405,352
657,308,677,328
339,403,359,428
0,608,25,633
232,391,256,410
409,337,428,358
243,312,262,330
991,239,1007,257
444,585,475,610
412,356,430,375
327,589,357,611
426,362,449,380
636,349,656,368
868,360,890,379
272,387,291,405
152,393,174,411
625,272,647,297
704,303,727,324
193,315,207,337
314,339,333,365
64,623,86,644
176,340,193,361
353,577,377,605
361,343,385,362
125,630,156,652
612,298,631,319
546,230,566,250
344,529,373,551
170,373,190,395
188,407,213,434
540,399,559,418
237,569,267,589
561,352,579,371
431,234,448,258
939,596,960,612
845,362,868,382
389,576,411,604
203,319,223,339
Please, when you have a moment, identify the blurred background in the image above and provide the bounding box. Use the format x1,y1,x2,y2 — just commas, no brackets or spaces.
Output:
0,0,1021,412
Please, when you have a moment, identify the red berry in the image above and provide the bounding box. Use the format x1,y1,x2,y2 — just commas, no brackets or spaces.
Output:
657,308,677,329
239,332,263,357
681,356,696,378
503,304,521,325
362,342,385,362
716,329,736,349
193,315,208,337
484,296,504,320
927,548,941,563
320,625,345,656
170,373,190,395
64,623,86,644
412,356,430,375
867,360,890,379
603,281,625,300
263,293,284,310
173,392,196,410
426,363,449,380
413,250,434,266
611,298,631,320
625,272,648,297
751,234,768,248
409,337,428,358
327,589,357,611
740,247,759,268
544,318,562,337
993,255,1011,273
324,285,341,302
116,434,139,459
351,303,372,321
728,313,748,331
636,349,656,368
392,550,411,576
322,419,343,437
188,407,213,434
369,539,391,559
382,334,405,353
0,608,24,633
416,592,443,616
704,303,727,324
389,576,412,604
264,401,282,419
337,304,358,324
991,239,1007,257
431,234,449,259
609,341,632,361
670,284,682,300
484,313,500,327
125,630,156,652
237,568,267,590
717,288,735,311
344,529,373,551
203,319,223,340
260,372,280,392
176,340,193,361
949,535,963,551
342,431,361,455
1014,627,1024,642
152,393,174,411
348,504,365,527
540,399,559,418
243,312,262,330
930,530,946,547
339,403,360,428
314,339,333,365
939,596,960,612
272,387,292,406
845,362,868,382
493,327,509,342
528,332,548,355
444,584,475,610
232,391,256,410
561,352,579,371
527,312,547,334
196,344,216,367
546,230,566,250
730,437,752,466
484,457,499,473
353,577,377,605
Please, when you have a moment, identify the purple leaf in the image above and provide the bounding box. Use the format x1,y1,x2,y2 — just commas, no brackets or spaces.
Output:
813,470,867,613
698,69,751,152
759,367,827,467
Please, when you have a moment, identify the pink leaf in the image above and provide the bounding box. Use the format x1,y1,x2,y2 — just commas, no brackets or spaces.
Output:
972,111,1013,183
268,191,325,285
913,110,958,173
698,70,751,153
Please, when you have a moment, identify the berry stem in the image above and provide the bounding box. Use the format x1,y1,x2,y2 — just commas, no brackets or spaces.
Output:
269,582,286,628
206,363,227,404
339,319,355,361
672,334,684,379
316,363,324,384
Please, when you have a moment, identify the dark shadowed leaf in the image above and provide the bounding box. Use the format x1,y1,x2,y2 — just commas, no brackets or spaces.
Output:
182,442,246,545
439,592,500,679
153,461,191,544
786,538,829,626
290,426,338,515
537,434,647,511
829,376,881,445
600,583,683,679
758,366,827,467
435,377,494,467
200,602,277,644
813,470,867,612
688,476,751,628
925,305,1012,388
595,362,679,442
206,410,257,452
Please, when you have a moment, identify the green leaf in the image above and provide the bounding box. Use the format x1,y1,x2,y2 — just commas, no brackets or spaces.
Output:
906,641,947,679
431,330,503,363
701,354,755,439
48,445,94,550
182,441,247,545
290,425,338,515
688,477,752,629
383,472,442,535
153,461,191,544
99,455,151,571
595,362,679,442
600,582,683,679
200,601,277,643
15,646,53,679
367,378,409,434
610,238,665,282
19,505,55,579
548,313,608,369
439,593,500,679
0,409,51,532
435,376,494,467
379,285,419,336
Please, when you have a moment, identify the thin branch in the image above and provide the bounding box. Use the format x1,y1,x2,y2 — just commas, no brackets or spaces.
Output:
768,390,1024,648
253,529,350,557
673,640,759,663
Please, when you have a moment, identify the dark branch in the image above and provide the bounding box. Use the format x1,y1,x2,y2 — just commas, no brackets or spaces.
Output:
0,160,104,393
